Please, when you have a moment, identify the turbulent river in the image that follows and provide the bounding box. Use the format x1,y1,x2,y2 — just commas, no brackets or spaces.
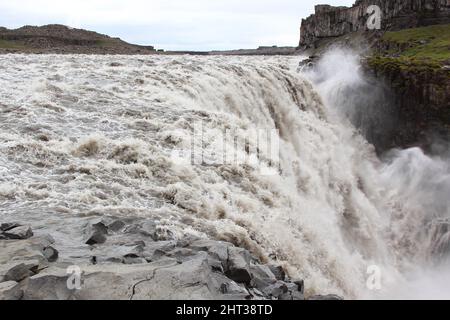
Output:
0,53,449,299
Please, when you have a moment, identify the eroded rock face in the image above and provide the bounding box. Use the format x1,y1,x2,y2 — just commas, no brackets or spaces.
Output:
366,57,450,150
299,0,450,48
308,294,344,300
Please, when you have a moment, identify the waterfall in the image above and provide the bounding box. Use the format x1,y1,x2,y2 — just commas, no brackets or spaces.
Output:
0,53,448,299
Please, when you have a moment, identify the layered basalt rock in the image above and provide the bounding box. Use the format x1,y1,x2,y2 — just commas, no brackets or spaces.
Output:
0,220,342,300
366,56,450,150
299,0,450,48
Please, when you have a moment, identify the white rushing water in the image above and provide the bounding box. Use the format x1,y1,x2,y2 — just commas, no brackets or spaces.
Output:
0,53,448,299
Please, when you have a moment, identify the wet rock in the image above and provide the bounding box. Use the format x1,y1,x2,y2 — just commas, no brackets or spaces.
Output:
0,281,23,300
248,264,280,294
0,223,325,300
279,290,305,301
107,220,126,233
279,282,304,300
122,257,147,265
213,273,249,299
22,253,249,300
190,240,231,264
250,265,276,281
137,220,157,238
0,260,40,282
268,265,286,281
142,241,177,262
225,247,252,285
250,277,277,292
0,222,21,232
3,225,33,240
308,294,343,300
176,234,202,248
248,288,266,300
43,246,59,263
261,281,288,299
154,226,176,241
166,248,196,263
118,244,145,257
297,57,317,72
0,235,56,270
294,280,305,293
208,258,225,273
84,222,108,245
90,243,145,265
106,257,123,264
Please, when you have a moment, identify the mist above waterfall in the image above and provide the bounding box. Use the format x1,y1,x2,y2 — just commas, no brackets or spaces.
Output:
303,48,450,299
304,48,397,153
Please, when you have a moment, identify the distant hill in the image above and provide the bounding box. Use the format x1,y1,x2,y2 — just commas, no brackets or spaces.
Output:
0,24,158,54
210,46,298,56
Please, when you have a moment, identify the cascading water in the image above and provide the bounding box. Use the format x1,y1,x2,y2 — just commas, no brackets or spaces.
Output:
306,49,450,299
0,53,448,299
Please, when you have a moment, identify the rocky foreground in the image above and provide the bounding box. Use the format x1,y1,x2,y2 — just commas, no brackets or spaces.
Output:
0,219,341,300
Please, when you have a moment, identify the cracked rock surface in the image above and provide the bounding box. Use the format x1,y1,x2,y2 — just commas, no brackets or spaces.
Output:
0,219,341,300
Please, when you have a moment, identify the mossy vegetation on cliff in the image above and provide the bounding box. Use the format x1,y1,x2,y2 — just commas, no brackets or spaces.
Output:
380,24,450,63
367,24,450,93
365,24,450,148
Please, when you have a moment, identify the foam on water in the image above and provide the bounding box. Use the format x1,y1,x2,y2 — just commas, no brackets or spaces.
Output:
0,53,448,299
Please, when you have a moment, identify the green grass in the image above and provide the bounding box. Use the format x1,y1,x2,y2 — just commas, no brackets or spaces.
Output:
0,39,27,49
367,56,444,77
381,24,450,62
94,39,118,47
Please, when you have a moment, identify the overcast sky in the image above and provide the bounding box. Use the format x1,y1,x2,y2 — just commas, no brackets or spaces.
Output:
0,0,355,51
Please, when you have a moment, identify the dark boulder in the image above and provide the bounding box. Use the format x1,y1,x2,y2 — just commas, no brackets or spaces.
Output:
308,294,343,300
3,225,33,240
84,221,108,245
225,247,252,285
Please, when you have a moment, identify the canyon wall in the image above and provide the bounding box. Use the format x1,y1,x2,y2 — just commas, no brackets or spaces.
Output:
300,0,450,48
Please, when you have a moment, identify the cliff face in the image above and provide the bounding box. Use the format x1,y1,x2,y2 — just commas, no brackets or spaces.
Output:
300,0,450,48
299,1,450,152
367,57,450,150
366,24,450,150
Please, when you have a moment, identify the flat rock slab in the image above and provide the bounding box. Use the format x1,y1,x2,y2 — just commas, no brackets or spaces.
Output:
22,253,250,300
0,281,23,300
0,235,55,263
2,226,33,240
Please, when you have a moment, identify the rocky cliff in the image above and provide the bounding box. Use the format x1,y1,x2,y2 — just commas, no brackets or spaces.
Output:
300,0,450,48
298,1,450,152
366,24,450,150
